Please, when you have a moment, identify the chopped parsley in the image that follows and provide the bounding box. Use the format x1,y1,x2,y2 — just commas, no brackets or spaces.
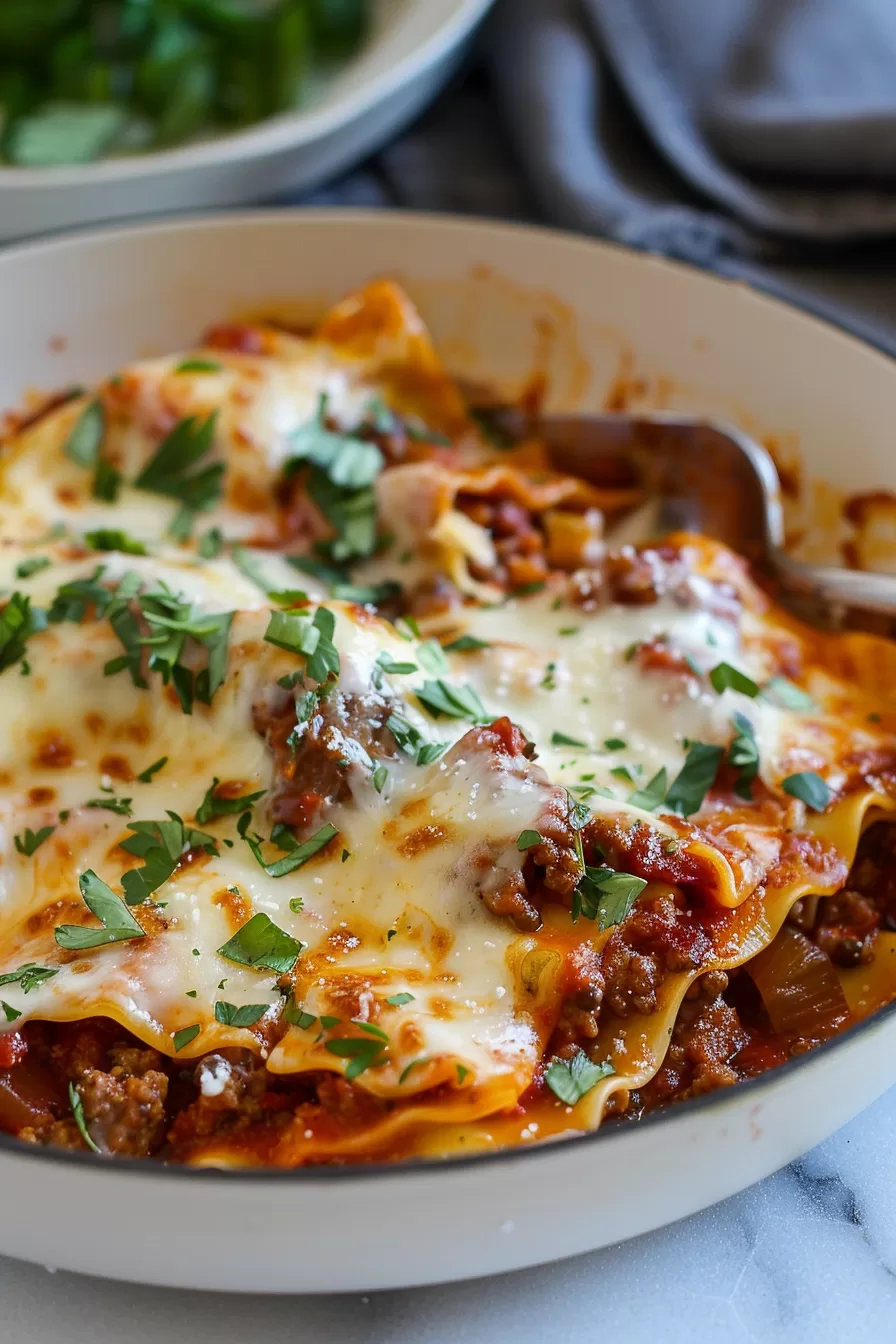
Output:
173,1024,201,1052
15,555,51,579
324,1028,389,1081
603,738,627,752
198,528,224,559
63,399,119,502
237,816,337,879
195,778,266,825
119,813,218,905
136,756,168,784
214,1001,269,1027
55,870,146,950
372,651,417,690
83,529,147,556
0,592,46,674
85,797,133,816
544,1049,614,1105
0,963,58,994
386,711,446,766
386,992,415,1007
2,1001,21,1022
134,413,224,539
286,396,385,491
444,634,489,653
264,606,340,684
517,829,544,851
709,662,760,698
217,912,302,975
551,731,586,749
175,358,222,374
572,866,647,927
781,771,833,812
416,679,489,723
372,764,389,794
664,742,724,817
69,1081,101,1154
417,639,450,676
763,676,818,713
728,713,760,801
13,825,55,856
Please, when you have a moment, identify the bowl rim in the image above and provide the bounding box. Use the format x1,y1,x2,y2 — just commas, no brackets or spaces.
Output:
0,205,895,1184
0,0,494,189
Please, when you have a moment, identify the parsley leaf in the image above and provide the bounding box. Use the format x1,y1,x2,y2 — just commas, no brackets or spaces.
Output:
83,528,147,556
0,593,46,674
55,870,146,950
264,606,340,685
417,639,450,676
15,555,51,579
173,1025,201,1052
134,413,224,534
308,471,378,563
386,711,446,766
63,399,105,468
214,1001,269,1027
386,993,415,1007
14,825,55,856
627,768,668,812
195,778,266,825
217,912,302,974
286,399,385,490
136,757,168,784
551,731,587,749
324,1033,388,1081
69,1081,101,1154
198,528,224,559
544,1049,614,1104
517,829,543,850
0,963,58,994
85,797,133,816
572,866,647,927
665,742,724,817
175,358,221,374
415,679,489,723
781,771,833,812
763,677,818,713
729,713,760,801
709,662,760,697
119,813,218,905
444,634,489,653
237,816,337,879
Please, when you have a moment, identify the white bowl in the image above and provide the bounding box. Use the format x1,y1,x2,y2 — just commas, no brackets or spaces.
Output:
0,0,494,244
1,210,895,1294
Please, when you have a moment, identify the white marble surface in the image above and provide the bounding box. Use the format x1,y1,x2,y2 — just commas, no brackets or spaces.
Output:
3,1080,896,1343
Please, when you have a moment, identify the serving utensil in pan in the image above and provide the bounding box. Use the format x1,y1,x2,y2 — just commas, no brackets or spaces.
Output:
479,406,896,631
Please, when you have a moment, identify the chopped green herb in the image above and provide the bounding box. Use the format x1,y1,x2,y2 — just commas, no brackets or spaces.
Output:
709,662,760,698
763,676,818,713
14,825,55,857
416,679,489,723
173,1024,201,1053
0,592,46,674
386,711,446,767
237,816,337,880
175,358,222,374
264,606,340,684
517,829,544,851
15,555,51,579
444,634,489,653
782,771,833,812
398,1058,427,1084
83,529,147,556
372,764,389,794
541,662,558,691
134,413,223,534
0,963,58,994
136,757,168,784
286,397,385,491
628,766,671,811
603,738,627,751
283,997,317,1030
729,713,760,801
572,866,647,927
558,626,580,637
119,813,218,905
288,896,304,914
85,797,133,816
324,1033,388,1081
320,1015,341,1029
217,912,302,975
195,778,265,825
69,1081,101,1154
198,528,224,560
1,1000,21,1022
665,742,724,817
214,1001,269,1028
386,993,415,1007
544,1049,614,1105
372,651,417,689
551,731,587,749
417,639,450,677
55,870,146,950
456,1064,469,1085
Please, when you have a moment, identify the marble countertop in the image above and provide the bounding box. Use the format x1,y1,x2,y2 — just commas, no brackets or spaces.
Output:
3,1080,896,1343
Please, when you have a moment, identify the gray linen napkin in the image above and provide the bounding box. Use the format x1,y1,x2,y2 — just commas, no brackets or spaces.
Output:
491,0,896,261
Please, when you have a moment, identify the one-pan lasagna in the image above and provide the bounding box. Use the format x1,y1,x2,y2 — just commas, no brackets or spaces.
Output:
1,282,895,1168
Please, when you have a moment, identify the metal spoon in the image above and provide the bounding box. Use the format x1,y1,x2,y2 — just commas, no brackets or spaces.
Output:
479,406,896,631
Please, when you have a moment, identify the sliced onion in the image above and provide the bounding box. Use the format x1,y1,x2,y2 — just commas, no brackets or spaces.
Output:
747,925,850,1039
